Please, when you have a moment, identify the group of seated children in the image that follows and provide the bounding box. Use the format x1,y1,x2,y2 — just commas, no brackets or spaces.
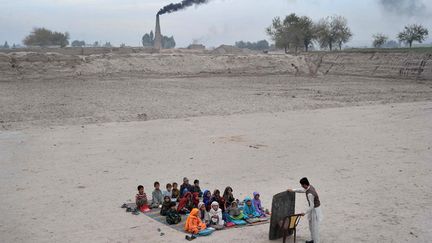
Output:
135,177,268,237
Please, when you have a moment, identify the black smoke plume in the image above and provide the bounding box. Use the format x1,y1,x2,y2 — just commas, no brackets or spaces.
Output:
379,0,427,16
158,0,211,15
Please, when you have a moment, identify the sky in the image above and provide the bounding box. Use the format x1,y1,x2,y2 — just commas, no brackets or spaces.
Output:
1,0,431,48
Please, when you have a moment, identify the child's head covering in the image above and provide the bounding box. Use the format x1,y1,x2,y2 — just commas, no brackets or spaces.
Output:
253,192,260,198
203,190,211,205
190,208,199,216
184,208,206,233
198,202,205,209
244,196,252,202
224,186,233,195
211,201,219,207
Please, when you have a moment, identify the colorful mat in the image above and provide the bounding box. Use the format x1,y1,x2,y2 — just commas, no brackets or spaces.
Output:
121,202,269,233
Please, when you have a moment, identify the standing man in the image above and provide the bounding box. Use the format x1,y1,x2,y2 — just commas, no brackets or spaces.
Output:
287,177,323,243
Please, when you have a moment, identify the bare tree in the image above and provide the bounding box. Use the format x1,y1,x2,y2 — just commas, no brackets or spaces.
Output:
332,16,352,50
315,18,333,51
372,33,389,48
397,24,429,48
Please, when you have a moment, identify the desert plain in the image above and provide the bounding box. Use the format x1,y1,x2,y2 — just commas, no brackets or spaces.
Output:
1,49,432,242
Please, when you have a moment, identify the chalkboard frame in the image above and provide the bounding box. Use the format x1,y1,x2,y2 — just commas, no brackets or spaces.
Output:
268,191,296,240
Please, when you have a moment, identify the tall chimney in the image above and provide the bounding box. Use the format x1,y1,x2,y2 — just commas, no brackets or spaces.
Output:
154,14,163,49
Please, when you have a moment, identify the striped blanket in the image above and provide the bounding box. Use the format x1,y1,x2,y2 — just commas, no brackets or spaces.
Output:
121,202,269,233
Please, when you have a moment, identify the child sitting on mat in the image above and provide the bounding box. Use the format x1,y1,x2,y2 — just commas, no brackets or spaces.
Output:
184,208,215,240
208,201,225,230
192,192,200,208
163,183,172,197
223,186,236,208
227,201,247,223
180,177,193,197
243,196,261,218
191,179,203,197
203,190,212,211
198,202,210,226
252,192,266,217
177,192,194,214
166,202,181,225
151,181,164,208
160,196,172,216
172,182,180,202
211,189,226,212
136,185,150,213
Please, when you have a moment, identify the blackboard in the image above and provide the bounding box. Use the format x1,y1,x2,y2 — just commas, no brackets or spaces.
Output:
268,191,296,240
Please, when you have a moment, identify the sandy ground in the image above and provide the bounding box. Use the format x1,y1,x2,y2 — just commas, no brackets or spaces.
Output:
1,60,432,243
1,99,432,242
2,74,432,131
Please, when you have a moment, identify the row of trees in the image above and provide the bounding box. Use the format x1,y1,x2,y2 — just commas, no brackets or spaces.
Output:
71,40,86,47
23,28,70,47
0,42,23,49
1,41,10,48
58,40,120,48
142,31,176,49
234,40,269,50
372,24,429,48
14,24,430,50
21,28,129,48
21,27,168,48
266,14,352,53
72,40,126,48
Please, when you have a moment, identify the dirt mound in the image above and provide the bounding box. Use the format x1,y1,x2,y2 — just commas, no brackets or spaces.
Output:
9,52,81,62
76,53,311,77
0,51,311,80
1,50,431,81
45,52,82,62
305,52,432,80
15,52,50,62
211,45,250,55
0,53,11,71
0,53,11,62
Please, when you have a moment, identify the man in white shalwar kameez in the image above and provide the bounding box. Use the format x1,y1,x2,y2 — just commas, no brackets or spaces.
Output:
288,177,323,243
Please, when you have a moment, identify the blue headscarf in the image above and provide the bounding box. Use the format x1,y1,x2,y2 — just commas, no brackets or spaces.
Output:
203,190,211,206
243,196,260,217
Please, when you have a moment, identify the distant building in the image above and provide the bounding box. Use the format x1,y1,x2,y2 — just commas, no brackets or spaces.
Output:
12,44,25,49
187,44,205,50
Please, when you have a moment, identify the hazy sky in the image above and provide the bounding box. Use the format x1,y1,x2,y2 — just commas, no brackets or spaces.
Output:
1,0,431,47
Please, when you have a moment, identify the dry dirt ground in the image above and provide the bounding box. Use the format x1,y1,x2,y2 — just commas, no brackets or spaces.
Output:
1,74,432,130
1,72,432,243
